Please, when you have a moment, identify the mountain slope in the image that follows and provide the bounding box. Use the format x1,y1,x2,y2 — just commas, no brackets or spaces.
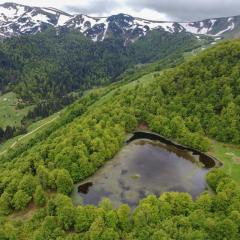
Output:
0,28,207,103
0,2,239,41
2,39,240,183
0,26,210,131
0,39,240,239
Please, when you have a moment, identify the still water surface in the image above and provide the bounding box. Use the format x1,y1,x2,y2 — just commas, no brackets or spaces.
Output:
72,133,216,208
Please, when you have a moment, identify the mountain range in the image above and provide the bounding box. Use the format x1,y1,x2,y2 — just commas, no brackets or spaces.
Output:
0,2,240,42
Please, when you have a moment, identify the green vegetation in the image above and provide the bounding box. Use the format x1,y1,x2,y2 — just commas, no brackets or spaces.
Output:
34,186,47,207
0,35,240,239
0,27,209,143
0,92,32,129
0,92,34,144
0,29,209,119
1,169,239,239
0,112,60,156
155,40,240,144
209,140,240,183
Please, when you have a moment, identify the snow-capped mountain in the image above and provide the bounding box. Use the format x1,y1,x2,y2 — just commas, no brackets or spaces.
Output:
0,2,239,41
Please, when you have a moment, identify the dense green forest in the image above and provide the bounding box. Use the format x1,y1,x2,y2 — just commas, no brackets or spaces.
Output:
0,27,208,146
0,28,208,113
0,39,240,239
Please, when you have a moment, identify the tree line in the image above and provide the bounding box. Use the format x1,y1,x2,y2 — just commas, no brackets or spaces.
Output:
0,125,27,143
0,36,240,239
1,168,240,240
0,28,206,117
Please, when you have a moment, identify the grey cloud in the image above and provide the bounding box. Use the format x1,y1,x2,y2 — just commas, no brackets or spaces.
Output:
126,0,240,21
64,0,119,15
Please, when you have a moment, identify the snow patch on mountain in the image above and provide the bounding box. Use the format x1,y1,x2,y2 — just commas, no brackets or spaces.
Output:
101,21,109,41
0,2,238,41
216,22,235,36
0,4,25,20
57,14,72,26
180,22,210,35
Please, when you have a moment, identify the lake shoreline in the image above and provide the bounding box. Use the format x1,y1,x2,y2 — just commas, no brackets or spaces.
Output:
127,131,222,168
72,130,219,208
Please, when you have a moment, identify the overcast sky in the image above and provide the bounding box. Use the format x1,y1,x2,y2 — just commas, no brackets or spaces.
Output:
1,0,240,21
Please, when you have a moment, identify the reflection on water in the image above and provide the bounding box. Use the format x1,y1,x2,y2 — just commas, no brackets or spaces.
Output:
72,134,215,208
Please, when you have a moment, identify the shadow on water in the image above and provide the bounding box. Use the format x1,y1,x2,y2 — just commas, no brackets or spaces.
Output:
127,131,220,169
72,131,220,208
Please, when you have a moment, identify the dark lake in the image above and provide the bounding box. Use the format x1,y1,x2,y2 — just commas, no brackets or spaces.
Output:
72,132,217,208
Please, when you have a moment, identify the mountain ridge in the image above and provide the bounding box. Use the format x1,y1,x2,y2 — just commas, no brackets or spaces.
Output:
0,2,239,41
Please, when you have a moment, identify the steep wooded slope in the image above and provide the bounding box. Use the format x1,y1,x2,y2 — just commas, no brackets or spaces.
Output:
1,39,240,239
0,28,207,102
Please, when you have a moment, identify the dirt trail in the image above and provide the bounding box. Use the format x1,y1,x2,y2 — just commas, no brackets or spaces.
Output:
0,116,59,156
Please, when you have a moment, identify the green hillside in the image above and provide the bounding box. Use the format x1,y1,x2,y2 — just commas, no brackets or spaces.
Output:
0,39,240,239
0,111,60,157
0,29,210,120
0,92,33,129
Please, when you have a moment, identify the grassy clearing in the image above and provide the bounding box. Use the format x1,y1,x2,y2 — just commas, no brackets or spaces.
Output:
209,140,240,183
0,112,60,156
0,92,33,129
95,72,158,106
